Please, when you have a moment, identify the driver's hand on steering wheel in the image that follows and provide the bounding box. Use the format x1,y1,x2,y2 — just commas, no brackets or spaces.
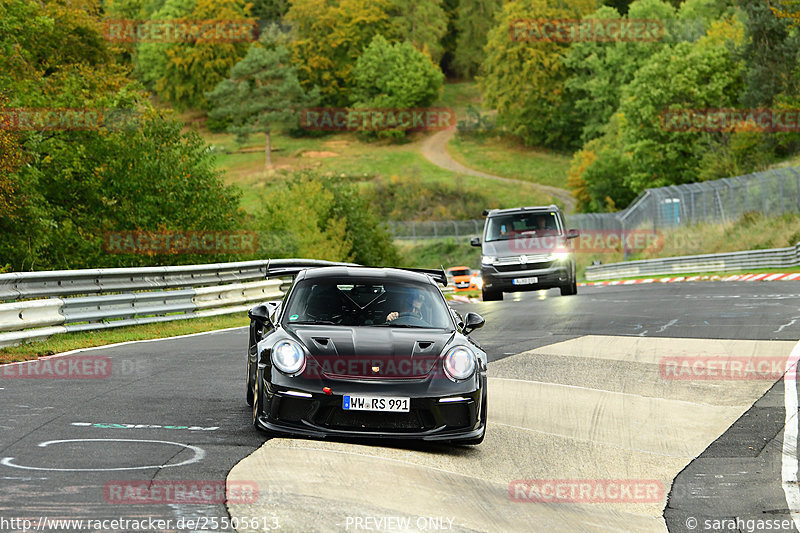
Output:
386,311,399,322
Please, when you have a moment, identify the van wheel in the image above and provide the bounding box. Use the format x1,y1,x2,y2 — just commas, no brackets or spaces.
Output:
482,288,503,301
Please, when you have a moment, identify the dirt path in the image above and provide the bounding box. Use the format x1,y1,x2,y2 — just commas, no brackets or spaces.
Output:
420,127,576,213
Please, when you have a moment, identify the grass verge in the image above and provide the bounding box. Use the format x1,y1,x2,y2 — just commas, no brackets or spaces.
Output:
448,135,572,190
0,313,249,364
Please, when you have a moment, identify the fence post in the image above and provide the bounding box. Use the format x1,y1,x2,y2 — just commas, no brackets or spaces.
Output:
759,174,767,215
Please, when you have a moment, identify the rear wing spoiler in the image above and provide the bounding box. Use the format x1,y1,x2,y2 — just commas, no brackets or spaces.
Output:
265,262,448,287
265,260,356,279
397,267,448,287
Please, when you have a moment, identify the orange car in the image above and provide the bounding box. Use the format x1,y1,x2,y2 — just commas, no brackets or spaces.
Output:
446,266,477,291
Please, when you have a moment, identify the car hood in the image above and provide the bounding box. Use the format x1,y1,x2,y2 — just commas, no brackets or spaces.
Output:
291,326,453,379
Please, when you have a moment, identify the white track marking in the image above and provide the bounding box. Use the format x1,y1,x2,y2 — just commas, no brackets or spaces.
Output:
0,439,205,472
777,318,800,334
782,339,800,532
657,319,679,333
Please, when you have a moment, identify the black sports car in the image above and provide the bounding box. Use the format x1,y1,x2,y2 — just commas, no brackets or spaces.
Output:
245,265,488,444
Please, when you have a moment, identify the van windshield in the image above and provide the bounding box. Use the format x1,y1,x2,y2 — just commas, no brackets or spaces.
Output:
485,212,561,242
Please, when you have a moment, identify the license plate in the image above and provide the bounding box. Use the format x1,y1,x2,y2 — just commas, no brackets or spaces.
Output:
513,277,538,285
343,395,410,412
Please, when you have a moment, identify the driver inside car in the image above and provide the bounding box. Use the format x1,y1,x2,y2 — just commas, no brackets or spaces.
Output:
385,292,425,323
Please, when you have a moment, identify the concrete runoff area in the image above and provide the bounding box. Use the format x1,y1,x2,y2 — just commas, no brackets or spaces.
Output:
228,335,796,532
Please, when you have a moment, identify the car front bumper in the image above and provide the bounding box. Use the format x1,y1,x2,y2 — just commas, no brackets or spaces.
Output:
255,374,486,441
481,263,572,292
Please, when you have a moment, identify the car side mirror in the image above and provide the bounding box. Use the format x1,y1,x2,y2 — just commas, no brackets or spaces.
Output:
567,229,579,240
248,304,271,326
463,312,485,334
470,237,481,247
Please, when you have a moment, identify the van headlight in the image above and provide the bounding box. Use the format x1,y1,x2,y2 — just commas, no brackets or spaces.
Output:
481,255,497,265
443,346,476,381
549,251,570,261
272,340,305,375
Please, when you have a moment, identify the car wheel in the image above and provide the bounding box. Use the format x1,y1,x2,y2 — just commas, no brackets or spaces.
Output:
560,264,578,296
560,281,577,296
482,288,503,301
245,354,255,407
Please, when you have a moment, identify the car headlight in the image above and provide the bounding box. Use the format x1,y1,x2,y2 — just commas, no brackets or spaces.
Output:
443,346,476,381
549,250,571,261
271,339,305,375
481,255,497,265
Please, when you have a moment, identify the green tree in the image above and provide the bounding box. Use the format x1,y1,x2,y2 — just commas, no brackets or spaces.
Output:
286,0,397,106
350,35,444,140
136,0,254,110
257,177,354,261
250,0,289,20
207,43,317,169
452,0,503,78
618,17,745,192
351,35,444,108
481,0,597,150
387,0,448,63
564,0,676,143
737,0,800,107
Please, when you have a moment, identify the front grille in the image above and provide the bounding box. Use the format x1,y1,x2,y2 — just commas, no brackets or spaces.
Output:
495,261,553,273
319,408,427,431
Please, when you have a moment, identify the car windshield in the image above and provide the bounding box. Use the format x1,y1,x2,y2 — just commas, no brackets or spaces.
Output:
282,278,453,329
485,212,561,242
448,269,470,276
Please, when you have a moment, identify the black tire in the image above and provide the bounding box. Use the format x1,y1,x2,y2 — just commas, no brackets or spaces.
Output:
482,288,503,301
560,280,577,296
560,263,578,296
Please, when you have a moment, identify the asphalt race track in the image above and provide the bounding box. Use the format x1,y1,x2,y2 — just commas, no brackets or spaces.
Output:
2,282,800,532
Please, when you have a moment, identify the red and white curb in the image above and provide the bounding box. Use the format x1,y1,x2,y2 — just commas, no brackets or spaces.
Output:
580,273,800,287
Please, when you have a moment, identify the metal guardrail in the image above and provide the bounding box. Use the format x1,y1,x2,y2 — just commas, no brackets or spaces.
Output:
0,259,346,348
584,243,800,281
